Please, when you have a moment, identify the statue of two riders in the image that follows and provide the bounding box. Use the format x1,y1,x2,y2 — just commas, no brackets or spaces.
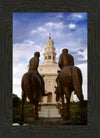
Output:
21,48,84,123
28,48,75,101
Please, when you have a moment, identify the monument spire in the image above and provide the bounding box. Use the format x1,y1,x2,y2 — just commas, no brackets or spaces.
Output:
49,33,51,40
43,34,57,64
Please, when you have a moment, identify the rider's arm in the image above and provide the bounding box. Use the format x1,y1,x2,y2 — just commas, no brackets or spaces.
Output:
72,56,74,66
58,54,63,69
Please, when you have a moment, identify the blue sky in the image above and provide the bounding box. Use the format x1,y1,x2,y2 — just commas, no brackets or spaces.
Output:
13,12,87,101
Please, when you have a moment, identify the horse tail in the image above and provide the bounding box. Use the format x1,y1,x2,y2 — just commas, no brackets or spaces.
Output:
72,66,84,101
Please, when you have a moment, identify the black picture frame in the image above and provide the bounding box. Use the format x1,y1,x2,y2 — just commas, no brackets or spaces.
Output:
0,0,100,138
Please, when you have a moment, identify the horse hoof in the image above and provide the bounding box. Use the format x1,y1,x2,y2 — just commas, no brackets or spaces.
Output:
34,117,38,120
62,114,70,120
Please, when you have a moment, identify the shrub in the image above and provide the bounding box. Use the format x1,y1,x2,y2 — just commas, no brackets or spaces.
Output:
56,101,87,122
13,94,42,123
13,94,21,107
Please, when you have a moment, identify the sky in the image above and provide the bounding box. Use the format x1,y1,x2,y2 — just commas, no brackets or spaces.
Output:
13,12,87,101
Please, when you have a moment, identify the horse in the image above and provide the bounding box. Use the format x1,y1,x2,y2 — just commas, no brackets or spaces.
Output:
55,66,84,121
20,72,41,124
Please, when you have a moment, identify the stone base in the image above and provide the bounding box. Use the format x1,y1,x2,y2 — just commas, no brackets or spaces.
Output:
39,105,61,118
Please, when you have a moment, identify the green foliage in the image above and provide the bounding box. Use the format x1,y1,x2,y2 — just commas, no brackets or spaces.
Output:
13,94,21,122
23,102,30,118
13,94,21,107
38,105,41,111
70,103,81,121
57,101,87,122
13,94,41,123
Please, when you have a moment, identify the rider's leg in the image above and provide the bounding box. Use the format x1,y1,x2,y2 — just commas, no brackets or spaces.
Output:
37,73,47,96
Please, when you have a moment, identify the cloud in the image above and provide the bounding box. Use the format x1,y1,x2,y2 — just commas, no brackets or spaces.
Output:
77,48,87,61
46,22,64,29
32,27,47,33
56,13,63,18
31,21,66,41
13,40,45,98
72,13,83,18
32,22,64,35
13,63,28,97
70,47,87,65
32,26,49,39
13,40,44,63
68,23,76,29
67,13,85,21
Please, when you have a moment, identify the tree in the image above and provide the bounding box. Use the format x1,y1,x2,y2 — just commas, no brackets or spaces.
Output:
13,94,21,107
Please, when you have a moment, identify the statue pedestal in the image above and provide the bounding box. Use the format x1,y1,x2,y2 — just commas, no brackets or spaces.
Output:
39,105,61,118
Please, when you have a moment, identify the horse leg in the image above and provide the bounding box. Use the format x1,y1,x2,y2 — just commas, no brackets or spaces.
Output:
34,92,40,120
28,92,39,120
65,96,70,120
76,89,84,122
63,87,70,120
20,90,26,125
34,103,39,120
61,94,65,107
27,95,36,120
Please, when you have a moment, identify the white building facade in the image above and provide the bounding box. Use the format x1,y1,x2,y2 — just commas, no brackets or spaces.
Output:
38,35,73,105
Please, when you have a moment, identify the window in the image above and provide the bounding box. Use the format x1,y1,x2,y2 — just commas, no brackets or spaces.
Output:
48,56,51,59
45,56,47,59
53,56,55,60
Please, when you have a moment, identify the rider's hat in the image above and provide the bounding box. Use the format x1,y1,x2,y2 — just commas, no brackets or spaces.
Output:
62,48,68,53
34,52,40,57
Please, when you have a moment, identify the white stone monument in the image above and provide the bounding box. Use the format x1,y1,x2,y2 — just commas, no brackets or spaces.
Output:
38,34,73,117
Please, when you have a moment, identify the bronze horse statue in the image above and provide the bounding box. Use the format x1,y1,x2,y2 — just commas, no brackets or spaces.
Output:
55,66,84,120
20,72,42,124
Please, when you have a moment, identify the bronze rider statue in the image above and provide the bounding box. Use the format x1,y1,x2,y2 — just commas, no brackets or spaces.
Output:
28,52,47,96
56,48,75,99
58,48,74,69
